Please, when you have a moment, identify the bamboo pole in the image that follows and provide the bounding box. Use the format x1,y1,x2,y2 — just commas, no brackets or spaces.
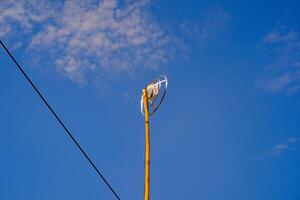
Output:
143,89,150,200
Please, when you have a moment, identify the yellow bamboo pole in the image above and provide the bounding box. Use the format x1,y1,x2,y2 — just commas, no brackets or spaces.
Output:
143,89,150,200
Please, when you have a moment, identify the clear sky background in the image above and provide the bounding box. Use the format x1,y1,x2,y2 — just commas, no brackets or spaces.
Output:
1,0,300,199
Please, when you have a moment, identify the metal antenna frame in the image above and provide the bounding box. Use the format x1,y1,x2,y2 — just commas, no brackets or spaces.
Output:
140,75,168,116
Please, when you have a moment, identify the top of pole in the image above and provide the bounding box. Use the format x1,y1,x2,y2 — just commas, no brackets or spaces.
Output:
140,75,168,116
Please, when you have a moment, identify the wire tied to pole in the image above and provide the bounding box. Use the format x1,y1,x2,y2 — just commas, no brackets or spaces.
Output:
0,40,121,200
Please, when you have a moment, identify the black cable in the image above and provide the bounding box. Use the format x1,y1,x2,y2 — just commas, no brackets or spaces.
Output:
0,40,121,200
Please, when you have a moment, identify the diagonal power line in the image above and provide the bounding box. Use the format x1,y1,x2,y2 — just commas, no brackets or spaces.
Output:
0,40,121,200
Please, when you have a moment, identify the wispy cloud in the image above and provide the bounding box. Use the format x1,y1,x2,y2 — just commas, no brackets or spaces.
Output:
258,26,300,94
263,30,297,44
1,1,231,85
0,0,179,84
179,5,231,42
0,0,56,37
250,137,300,160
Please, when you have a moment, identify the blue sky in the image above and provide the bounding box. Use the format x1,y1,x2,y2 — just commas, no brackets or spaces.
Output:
1,0,300,199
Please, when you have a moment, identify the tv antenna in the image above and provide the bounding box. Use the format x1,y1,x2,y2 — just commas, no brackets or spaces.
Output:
140,75,168,200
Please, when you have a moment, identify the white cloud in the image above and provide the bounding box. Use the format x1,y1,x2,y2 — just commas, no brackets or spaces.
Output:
250,137,300,159
261,72,300,93
0,0,178,84
0,0,56,36
258,27,300,94
263,30,297,44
